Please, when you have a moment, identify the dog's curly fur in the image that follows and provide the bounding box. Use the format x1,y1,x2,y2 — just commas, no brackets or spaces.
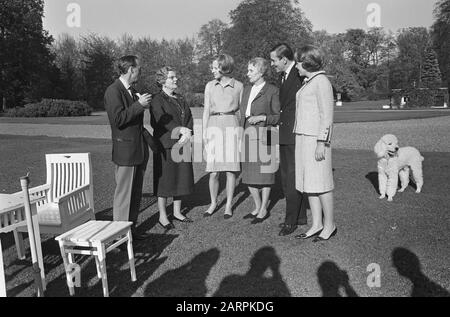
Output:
374,134,424,201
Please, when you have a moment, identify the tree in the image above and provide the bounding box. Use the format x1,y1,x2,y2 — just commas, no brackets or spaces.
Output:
80,34,118,109
431,0,450,90
53,34,84,100
224,0,313,82
0,0,58,109
197,19,228,58
421,45,443,88
392,27,430,89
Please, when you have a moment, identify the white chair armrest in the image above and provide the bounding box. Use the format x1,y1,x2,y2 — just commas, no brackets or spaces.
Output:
54,184,91,204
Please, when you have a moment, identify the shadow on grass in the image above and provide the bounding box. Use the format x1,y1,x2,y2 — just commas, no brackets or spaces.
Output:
213,246,291,297
392,247,450,297
365,172,380,195
317,261,359,297
144,248,220,297
44,233,177,297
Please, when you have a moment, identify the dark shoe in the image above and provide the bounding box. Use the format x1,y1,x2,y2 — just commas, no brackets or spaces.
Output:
224,214,233,220
312,227,337,242
158,221,175,231
297,219,308,226
132,232,152,241
173,216,194,223
295,227,323,240
279,224,298,236
251,213,270,224
243,213,257,220
203,212,213,218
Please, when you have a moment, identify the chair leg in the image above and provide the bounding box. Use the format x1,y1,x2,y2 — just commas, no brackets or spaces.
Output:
58,241,74,296
94,257,102,279
127,230,136,282
13,230,25,260
32,215,46,291
97,243,109,297
0,239,6,297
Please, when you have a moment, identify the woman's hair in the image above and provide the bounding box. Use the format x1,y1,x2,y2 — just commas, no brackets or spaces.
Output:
155,66,175,87
295,45,325,72
214,54,234,75
248,57,270,77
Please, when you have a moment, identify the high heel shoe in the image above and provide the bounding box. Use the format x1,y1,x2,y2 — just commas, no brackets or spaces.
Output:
243,213,257,220
158,221,175,230
295,227,323,239
251,212,270,224
312,227,337,242
173,216,193,223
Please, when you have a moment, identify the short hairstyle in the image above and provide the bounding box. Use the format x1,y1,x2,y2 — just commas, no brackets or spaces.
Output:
270,43,294,61
117,55,138,75
248,57,270,77
214,54,234,75
295,45,325,72
155,66,176,87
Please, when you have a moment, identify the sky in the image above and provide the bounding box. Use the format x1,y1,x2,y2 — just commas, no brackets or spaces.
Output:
43,0,439,41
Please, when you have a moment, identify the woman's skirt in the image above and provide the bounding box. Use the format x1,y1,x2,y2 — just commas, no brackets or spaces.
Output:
205,114,240,172
295,134,334,193
153,147,194,197
241,134,277,185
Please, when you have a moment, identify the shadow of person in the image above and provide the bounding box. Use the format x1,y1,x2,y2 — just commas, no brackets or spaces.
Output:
44,232,177,297
392,247,450,297
213,246,291,297
365,172,380,195
144,248,220,297
317,261,359,297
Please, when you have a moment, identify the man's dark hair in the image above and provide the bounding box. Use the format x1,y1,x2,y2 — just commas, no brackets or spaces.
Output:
270,43,294,61
117,55,138,75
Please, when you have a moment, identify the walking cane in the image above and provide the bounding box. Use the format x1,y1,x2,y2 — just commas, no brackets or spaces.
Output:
20,174,44,297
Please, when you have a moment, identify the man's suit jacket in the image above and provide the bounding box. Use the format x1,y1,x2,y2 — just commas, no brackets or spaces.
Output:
150,91,194,149
279,68,305,145
104,79,147,166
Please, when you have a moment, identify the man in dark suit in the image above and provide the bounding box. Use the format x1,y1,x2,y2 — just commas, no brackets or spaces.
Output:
269,44,309,236
104,55,153,240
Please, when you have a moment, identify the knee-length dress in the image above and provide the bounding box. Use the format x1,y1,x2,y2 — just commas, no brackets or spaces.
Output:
150,91,194,197
293,71,334,193
204,78,243,172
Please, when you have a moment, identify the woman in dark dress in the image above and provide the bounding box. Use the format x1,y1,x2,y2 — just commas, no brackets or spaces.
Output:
150,66,194,230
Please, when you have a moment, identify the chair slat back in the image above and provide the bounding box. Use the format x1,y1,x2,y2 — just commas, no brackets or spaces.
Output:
46,153,92,203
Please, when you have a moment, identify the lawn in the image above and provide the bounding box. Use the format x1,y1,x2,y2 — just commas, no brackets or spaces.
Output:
0,133,449,297
0,99,449,126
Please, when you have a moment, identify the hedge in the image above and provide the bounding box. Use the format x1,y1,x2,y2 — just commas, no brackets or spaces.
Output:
6,99,93,117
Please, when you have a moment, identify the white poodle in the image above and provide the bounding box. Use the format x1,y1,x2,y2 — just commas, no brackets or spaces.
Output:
374,134,424,201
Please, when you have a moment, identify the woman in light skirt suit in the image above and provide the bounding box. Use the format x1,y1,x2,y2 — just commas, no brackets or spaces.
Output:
292,45,337,242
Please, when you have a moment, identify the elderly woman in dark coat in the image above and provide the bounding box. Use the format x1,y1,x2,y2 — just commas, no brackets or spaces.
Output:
240,57,280,224
150,66,194,230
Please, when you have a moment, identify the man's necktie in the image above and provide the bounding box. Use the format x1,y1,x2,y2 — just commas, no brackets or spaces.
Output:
128,87,138,101
281,72,286,84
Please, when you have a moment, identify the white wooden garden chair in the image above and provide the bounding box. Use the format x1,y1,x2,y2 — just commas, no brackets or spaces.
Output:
14,153,95,258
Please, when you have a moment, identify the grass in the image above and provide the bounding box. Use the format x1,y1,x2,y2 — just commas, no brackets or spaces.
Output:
1,134,449,297
0,99,449,126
